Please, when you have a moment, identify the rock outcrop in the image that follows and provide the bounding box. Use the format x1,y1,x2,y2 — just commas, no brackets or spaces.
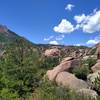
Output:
91,60,100,72
56,72,88,90
46,57,80,81
44,48,60,57
95,43,100,59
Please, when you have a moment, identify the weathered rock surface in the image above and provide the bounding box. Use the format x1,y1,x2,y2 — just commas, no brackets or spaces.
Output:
61,57,74,63
56,72,88,90
46,57,80,81
95,43,100,59
46,60,71,81
44,48,60,57
91,60,100,72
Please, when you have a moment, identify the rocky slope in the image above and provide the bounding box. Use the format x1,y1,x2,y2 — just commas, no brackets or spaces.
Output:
1,25,100,99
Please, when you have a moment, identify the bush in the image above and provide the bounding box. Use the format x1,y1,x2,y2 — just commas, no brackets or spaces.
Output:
72,66,90,80
39,56,60,70
0,88,19,100
0,38,44,99
34,79,68,100
82,58,96,70
34,79,95,100
94,73,100,95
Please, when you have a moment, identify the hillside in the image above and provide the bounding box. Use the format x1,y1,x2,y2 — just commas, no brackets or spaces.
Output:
0,26,100,100
0,25,20,51
0,25,90,57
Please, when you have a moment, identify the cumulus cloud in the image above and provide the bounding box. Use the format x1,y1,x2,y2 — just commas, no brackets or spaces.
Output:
49,40,59,45
74,10,100,33
86,35,100,46
53,19,74,33
65,4,75,11
74,14,86,24
86,40,98,45
83,11,100,33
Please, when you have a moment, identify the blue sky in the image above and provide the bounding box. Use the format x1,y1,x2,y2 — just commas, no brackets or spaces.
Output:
0,0,100,46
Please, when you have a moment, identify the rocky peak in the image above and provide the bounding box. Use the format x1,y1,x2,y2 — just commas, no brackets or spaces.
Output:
0,25,8,33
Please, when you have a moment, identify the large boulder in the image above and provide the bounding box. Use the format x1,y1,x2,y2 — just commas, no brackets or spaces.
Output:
56,72,88,90
44,48,60,57
77,89,98,99
46,60,71,81
91,60,100,72
46,57,80,81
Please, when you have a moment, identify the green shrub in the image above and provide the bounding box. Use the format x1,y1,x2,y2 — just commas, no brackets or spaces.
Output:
72,66,90,80
0,88,19,100
82,58,96,69
94,73,100,94
34,79,95,100
0,38,44,99
39,56,60,70
34,79,68,100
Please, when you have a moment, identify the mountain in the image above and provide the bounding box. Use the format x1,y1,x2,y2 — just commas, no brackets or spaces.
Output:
0,25,20,50
1,25,100,100
0,25,91,57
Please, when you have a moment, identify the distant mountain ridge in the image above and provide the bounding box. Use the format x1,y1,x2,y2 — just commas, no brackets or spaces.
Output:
0,25,97,58
0,25,20,50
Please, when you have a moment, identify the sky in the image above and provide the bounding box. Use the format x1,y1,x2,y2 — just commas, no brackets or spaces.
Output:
0,0,100,46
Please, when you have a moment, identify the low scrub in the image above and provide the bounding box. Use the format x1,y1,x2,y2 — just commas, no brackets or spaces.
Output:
72,66,90,80
34,79,96,100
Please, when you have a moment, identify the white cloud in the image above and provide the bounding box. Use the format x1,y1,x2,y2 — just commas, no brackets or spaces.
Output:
53,19,74,33
83,10,100,33
65,4,75,11
74,44,82,46
74,14,86,24
86,35,100,46
49,41,59,45
74,43,85,46
86,40,98,45
44,36,54,41
74,10,100,33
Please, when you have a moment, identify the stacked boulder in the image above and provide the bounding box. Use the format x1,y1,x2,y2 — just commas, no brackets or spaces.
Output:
46,57,88,89
46,57,79,81
46,55,98,98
